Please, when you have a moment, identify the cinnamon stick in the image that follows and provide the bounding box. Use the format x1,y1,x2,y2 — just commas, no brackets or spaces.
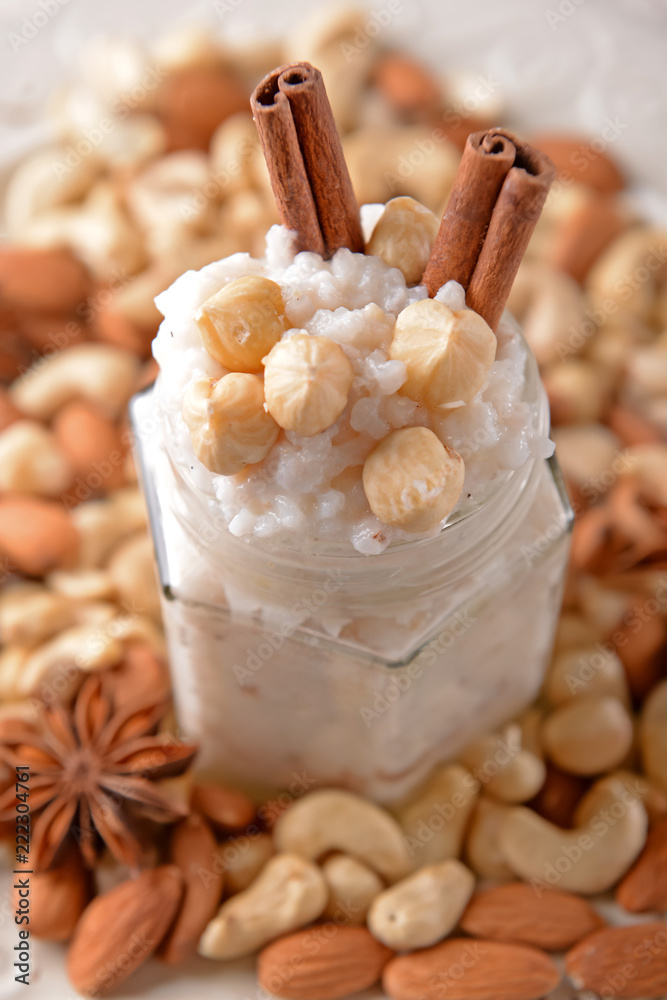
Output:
466,133,556,330
251,63,363,258
422,131,516,295
251,67,325,257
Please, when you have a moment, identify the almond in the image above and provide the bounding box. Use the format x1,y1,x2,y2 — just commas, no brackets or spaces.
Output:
15,844,91,941
0,247,91,312
91,306,154,359
106,643,171,708
566,922,667,999
191,781,255,831
383,938,560,1000
616,818,667,913
258,925,393,1000
530,135,625,193
616,612,666,700
160,814,223,965
374,53,441,115
157,66,248,150
460,884,604,951
549,193,629,284
54,399,126,493
0,496,79,576
67,865,183,998
19,312,88,353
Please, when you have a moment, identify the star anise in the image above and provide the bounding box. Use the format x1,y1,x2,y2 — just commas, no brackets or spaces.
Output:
0,673,198,870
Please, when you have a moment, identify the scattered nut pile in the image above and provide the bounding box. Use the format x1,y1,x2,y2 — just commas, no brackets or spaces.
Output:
0,6,666,1000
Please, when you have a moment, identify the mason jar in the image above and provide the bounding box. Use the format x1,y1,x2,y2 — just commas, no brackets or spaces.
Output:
131,323,572,804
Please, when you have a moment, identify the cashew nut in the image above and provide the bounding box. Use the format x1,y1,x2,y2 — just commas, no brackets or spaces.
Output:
72,489,147,569
553,613,603,653
224,833,275,896
10,345,139,421
394,764,478,867
321,854,383,926
545,645,630,707
459,726,546,804
19,624,125,697
587,228,667,320
273,790,412,884
551,423,621,490
108,534,161,622
0,421,71,497
198,853,327,959
464,797,514,881
368,859,474,951
210,113,264,198
542,695,634,776
498,775,648,894
641,680,667,795
47,569,116,603
506,261,586,367
0,584,76,645
3,145,102,238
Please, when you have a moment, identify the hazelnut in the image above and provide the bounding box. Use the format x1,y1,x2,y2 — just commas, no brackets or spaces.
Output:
182,373,279,476
362,426,464,532
263,333,354,437
366,196,439,285
196,276,287,373
389,299,496,408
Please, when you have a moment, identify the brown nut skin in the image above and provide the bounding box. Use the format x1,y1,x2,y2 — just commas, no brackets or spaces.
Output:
362,426,464,532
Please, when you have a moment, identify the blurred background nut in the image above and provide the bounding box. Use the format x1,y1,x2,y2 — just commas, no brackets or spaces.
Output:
108,533,162,622
10,344,139,421
3,146,103,239
0,420,71,496
459,728,546,804
321,854,383,925
545,645,630,707
71,488,147,569
542,360,611,425
155,64,249,151
464,798,514,881
394,763,477,867
550,423,621,493
0,584,76,645
223,833,275,897
586,228,667,320
0,246,91,314
507,262,586,367
210,113,268,199
54,400,127,495
0,495,79,577
343,126,459,212
640,680,667,795
541,695,634,776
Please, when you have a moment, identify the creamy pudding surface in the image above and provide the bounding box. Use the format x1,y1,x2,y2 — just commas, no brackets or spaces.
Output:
153,205,553,555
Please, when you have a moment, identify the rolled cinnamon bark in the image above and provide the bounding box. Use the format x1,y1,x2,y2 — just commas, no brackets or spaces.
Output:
466,133,556,330
422,130,516,296
251,67,325,257
251,63,363,258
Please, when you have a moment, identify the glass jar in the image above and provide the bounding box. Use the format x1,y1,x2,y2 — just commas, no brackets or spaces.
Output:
131,329,573,804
